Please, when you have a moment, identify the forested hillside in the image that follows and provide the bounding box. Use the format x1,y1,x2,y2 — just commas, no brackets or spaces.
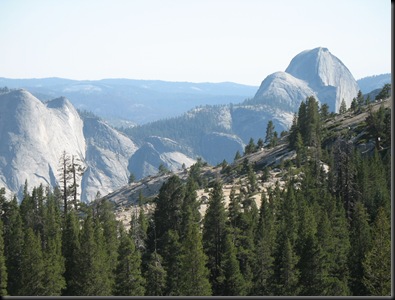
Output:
0,86,391,296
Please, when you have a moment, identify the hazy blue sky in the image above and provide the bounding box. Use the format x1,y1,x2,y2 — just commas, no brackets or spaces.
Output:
0,0,391,85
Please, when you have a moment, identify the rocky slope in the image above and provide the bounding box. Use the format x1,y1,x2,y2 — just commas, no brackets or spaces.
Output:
108,97,391,229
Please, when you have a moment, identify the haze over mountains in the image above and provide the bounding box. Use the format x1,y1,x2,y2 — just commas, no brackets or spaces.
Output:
0,47,391,201
0,78,258,126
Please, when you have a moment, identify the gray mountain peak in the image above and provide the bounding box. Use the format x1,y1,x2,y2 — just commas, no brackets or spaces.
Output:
252,47,360,113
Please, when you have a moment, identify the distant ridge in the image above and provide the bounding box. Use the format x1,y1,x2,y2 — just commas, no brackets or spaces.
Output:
356,73,391,94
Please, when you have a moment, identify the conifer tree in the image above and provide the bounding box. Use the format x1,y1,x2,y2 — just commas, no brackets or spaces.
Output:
145,252,167,296
326,197,351,295
288,113,299,149
130,204,148,253
74,212,111,295
179,207,211,296
152,175,185,254
362,207,391,296
19,228,45,295
295,131,305,167
339,98,347,114
220,233,246,296
61,209,80,296
245,138,256,154
113,226,145,296
356,90,364,111
41,192,65,295
181,177,201,234
348,201,372,295
320,103,330,120
202,180,228,295
270,232,300,296
235,194,258,294
228,187,242,233
252,234,274,295
374,83,391,100
247,163,257,193
0,219,7,296
95,198,119,291
2,196,23,296
296,204,333,296
162,229,182,295
265,120,275,145
280,182,298,245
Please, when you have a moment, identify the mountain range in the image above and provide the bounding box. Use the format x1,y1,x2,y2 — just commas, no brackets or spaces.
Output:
0,47,389,201
0,77,257,126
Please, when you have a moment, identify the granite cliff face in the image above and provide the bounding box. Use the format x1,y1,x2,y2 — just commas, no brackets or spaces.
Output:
81,116,138,201
0,89,139,201
251,47,360,113
0,90,86,198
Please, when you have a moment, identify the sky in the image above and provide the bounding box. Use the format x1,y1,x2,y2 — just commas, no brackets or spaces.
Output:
0,0,391,86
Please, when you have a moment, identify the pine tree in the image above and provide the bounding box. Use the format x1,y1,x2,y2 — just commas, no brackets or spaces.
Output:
113,226,145,296
61,210,80,295
288,113,299,150
246,163,257,193
74,212,111,295
270,232,300,296
202,180,228,295
234,194,258,294
2,196,23,295
339,98,347,114
374,83,391,100
296,204,334,296
19,228,45,295
95,198,119,291
162,229,182,295
252,192,275,295
280,182,298,245
58,151,71,215
41,192,65,295
348,201,372,295
265,120,275,145
129,203,148,253
179,207,211,296
326,198,351,295
362,207,391,296
0,219,8,296
181,177,201,235
320,103,330,120
220,233,246,295
295,131,305,167
151,175,185,254
350,97,358,113
356,90,364,111
252,236,274,295
145,252,167,296
245,138,256,154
